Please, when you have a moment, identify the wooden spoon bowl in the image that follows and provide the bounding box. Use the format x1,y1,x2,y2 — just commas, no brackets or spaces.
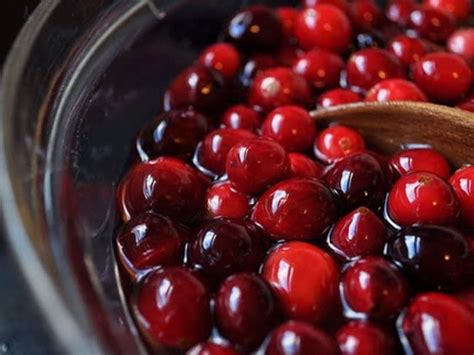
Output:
310,102,474,167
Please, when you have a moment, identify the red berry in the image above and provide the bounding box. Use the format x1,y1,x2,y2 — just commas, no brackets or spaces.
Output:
457,93,474,112
187,343,242,355
303,0,349,12
407,6,455,43
117,157,208,222
263,241,339,323
265,321,339,355
252,178,336,240
205,181,250,220
328,207,387,260
220,105,261,132
424,0,472,20
216,273,279,350
226,137,289,195
385,0,416,26
199,43,241,79
449,166,474,229
318,89,363,107
346,48,405,91
448,28,474,65
387,172,460,227
389,148,451,179
387,35,428,66
412,52,472,103
349,0,383,31
295,5,353,54
275,44,305,67
276,7,299,40
399,293,474,354
240,54,278,87
261,106,316,152
337,321,396,355
248,67,311,113
224,5,283,52
131,267,211,350
197,128,256,176
365,79,427,102
341,256,409,319
314,125,366,163
293,49,345,91
288,153,325,179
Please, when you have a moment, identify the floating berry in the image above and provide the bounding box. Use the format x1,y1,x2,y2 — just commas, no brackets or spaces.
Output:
387,35,428,66
220,105,261,132
365,79,427,102
449,166,474,229
448,28,474,65
276,7,299,40
349,0,383,32
205,181,250,220
389,148,451,179
385,0,416,26
314,125,366,163
407,7,455,43
288,153,325,179
337,321,396,355
423,0,472,20
317,89,363,108
199,43,241,79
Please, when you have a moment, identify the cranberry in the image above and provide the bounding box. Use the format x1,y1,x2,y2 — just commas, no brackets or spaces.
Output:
314,125,366,163
261,106,316,152
302,0,349,12
288,153,325,179
293,49,344,92
337,321,396,355
399,293,474,354
407,7,455,43
389,148,451,179
131,267,211,350
365,79,427,102
424,0,472,20
205,181,250,220
220,105,261,132
449,166,474,229
164,64,226,115
187,219,266,280
252,178,336,240
240,54,278,87
197,128,256,176
386,225,470,290
224,5,283,52
276,7,299,40
325,152,386,210
199,43,241,80
448,28,474,64
136,109,209,162
341,256,408,319
385,0,416,26
349,0,383,32
457,93,474,112
263,241,340,323
248,67,311,113
265,321,339,355
328,207,387,260
387,172,460,227
187,343,242,355
317,89,363,108
346,48,405,91
387,35,428,66
275,45,305,67
216,273,279,350
226,137,289,195
117,157,208,222
294,5,353,54
412,52,472,103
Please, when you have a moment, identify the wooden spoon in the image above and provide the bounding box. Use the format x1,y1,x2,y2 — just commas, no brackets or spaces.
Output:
310,102,474,167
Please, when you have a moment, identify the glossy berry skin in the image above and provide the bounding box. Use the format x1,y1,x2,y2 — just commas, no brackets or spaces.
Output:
314,125,366,163
221,105,260,133
187,219,266,280
399,293,474,355
387,35,427,66
412,52,472,103
226,137,289,195
265,321,339,355
288,153,325,179
386,225,470,290
117,157,208,222
424,0,472,20
164,64,226,115
292,49,345,91
449,166,474,229
261,106,316,152
131,267,211,350
407,7,455,43
346,48,405,91
387,172,460,227
389,148,451,179
205,181,250,220
303,0,349,12
216,273,279,350
137,109,209,162
252,178,336,240
328,207,387,260
197,128,256,176
341,257,409,319
276,7,299,40
248,67,311,113
325,152,386,210
448,28,474,64
263,241,340,323
115,212,184,279
385,0,416,26
199,43,241,79
349,0,383,32
187,343,242,355
337,321,396,355
317,89,362,108
365,79,427,102
240,54,278,87
294,5,353,54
